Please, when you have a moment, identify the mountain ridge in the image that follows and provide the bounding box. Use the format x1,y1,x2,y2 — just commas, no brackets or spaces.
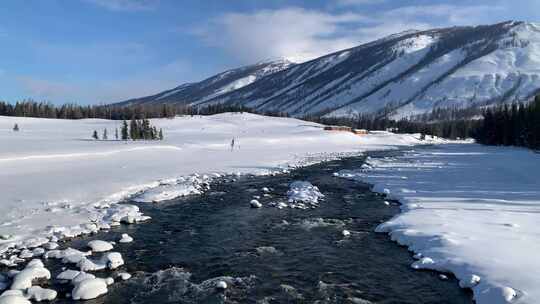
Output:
117,21,540,118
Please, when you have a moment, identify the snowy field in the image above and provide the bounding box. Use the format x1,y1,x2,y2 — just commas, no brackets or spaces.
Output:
0,113,429,257
337,144,540,304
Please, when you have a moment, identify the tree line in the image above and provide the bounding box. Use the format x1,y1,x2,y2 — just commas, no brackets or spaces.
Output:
0,100,289,120
475,97,540,149
308,113,480,140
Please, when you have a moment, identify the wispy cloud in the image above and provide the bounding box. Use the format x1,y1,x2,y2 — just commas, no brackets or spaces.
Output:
194,7,365,63
83,0,159,12
194,3,506,64
383,4,504,26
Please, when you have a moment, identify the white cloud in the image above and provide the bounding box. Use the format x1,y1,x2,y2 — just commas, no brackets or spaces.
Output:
83,0,159,12
194,7,365,63
194,3,508,65
383,4,504,26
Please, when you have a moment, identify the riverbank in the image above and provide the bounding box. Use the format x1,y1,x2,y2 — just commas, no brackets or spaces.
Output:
337,144,540,304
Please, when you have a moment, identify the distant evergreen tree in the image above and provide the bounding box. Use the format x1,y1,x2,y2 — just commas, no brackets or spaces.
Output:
129,118,138,140
103,128,108,140
159,128,164,140
151,126,157,140
13,123,19,132
92,130,99,140
121,120,129,140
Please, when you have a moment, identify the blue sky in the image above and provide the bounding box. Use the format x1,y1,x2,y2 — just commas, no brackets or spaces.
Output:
0,0,538,104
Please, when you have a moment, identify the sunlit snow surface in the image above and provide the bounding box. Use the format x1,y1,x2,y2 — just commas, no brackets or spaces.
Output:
337,143,540,304
0,113,432,257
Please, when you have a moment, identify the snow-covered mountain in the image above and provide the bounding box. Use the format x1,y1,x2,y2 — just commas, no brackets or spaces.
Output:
119,21,540,118
118,59,294,106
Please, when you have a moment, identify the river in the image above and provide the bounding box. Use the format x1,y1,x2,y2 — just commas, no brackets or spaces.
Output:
49,152,472,303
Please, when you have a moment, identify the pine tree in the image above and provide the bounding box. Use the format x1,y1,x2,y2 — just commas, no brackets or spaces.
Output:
121,120,129,140
13,123,19,132
130,118,138,140
103,128,108,140
150,126,156,140
92,130,99,140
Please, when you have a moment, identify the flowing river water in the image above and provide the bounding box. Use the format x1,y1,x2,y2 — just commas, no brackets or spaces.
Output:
48,152,472,303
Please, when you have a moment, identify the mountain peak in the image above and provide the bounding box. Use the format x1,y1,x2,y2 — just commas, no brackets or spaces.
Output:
118,21,540,119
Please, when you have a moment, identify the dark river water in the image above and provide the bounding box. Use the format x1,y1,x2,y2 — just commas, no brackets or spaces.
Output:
49,153,472,304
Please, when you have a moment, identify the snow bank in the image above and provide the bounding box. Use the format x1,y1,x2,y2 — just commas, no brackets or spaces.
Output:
132,175,209,203
337,143,540,304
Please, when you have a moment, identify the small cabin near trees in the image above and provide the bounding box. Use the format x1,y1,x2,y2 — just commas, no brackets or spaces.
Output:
323,125,368,136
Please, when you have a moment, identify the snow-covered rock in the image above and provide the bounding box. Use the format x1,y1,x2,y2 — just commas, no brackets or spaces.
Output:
57,270,81,282
116,272,131,281
250,200,262,208
87,240,113,253
71,277,113,300
118,234,133,243
10,260,50,290
0,290,31,304
26,286,57,301
101,252,124,270
215,281,228,290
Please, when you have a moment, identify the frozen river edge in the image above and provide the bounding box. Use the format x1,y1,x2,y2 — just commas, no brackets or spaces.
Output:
337,144,540,304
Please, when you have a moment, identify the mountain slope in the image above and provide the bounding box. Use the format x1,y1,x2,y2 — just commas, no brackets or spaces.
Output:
118,59,293,107
119,21,540,118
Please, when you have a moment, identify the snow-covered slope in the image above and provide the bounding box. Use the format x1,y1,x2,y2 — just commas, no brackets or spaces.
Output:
118,59,293,106
121,21,540,118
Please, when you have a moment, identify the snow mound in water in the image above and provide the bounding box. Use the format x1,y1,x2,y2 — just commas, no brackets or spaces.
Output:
71,277,114,300
284,181,324,209
118,233,133,243
26,286,57,301
77,252,124,272
87,240,113,252
255,246,281,256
